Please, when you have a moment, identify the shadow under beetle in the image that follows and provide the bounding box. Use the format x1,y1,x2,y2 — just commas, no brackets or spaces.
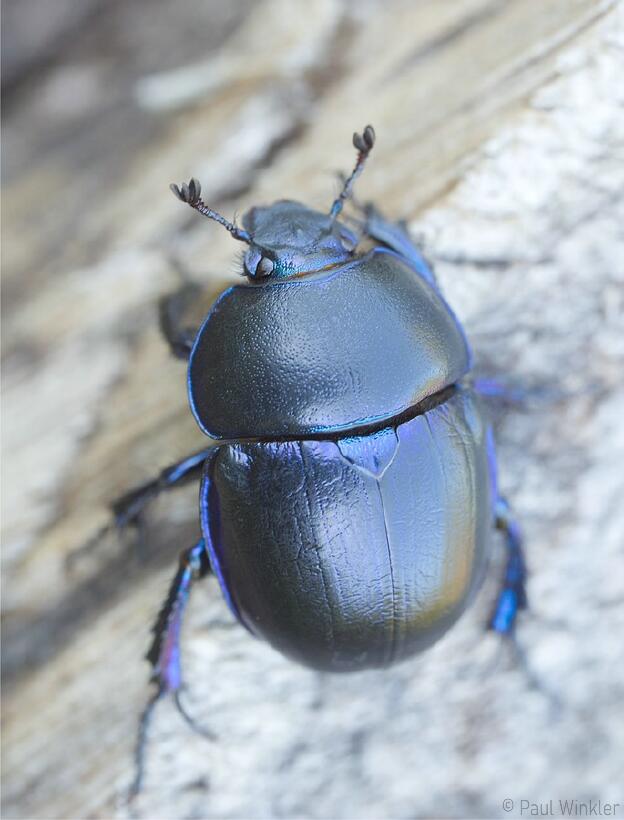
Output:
104,126,527,795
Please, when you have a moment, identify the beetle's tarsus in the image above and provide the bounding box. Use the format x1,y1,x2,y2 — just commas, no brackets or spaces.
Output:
130,540,213,801
174,690,216,741
492,631,563,718
129,685,214,803
64,520,115,571
129,685,163,801
65,505,149,572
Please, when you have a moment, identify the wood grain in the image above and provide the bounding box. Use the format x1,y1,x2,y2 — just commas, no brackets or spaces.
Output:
2,1,623,818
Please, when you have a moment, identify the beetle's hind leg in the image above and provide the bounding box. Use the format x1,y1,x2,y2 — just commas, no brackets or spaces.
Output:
487,503,563,711
130,538,215,799
488,497,528,636
67,447,213,569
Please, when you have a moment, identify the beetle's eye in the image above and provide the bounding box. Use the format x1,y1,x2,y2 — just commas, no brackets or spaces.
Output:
255,257,274,278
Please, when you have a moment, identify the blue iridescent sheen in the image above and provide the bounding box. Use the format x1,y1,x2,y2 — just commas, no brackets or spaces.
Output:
187,249,470,440
148,539,208,693
198,451,240,622
241,201,358,279
130,129,532,800
473,377,527,404
356,205,437,287
152,129,528,685
182,197,528,664
489,499,527,635
491,589,519,634
202,387,492,671
164,449,212,484
485,425,499,510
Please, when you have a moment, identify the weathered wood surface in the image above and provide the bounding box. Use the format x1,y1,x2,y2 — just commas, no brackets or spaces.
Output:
2,1,623,818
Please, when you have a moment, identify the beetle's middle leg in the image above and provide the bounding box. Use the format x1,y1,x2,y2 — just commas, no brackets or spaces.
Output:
488,497,528,636
131,537,214,798
110,447,212,530
67,447,213,568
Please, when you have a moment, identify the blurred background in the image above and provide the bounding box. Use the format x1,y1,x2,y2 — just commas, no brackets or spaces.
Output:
2,1,623,818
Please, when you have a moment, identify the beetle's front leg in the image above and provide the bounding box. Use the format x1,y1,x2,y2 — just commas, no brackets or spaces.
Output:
159,281,202,360
131,538,214,798
488,497,528,635
347,198,437,287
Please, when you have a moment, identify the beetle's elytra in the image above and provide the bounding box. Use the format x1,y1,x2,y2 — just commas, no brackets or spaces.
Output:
108,126,527,794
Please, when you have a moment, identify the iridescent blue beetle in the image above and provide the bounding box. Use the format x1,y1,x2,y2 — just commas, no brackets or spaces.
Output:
108,126,527,793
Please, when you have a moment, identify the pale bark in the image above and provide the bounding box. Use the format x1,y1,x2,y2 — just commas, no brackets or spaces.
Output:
2,2,623,818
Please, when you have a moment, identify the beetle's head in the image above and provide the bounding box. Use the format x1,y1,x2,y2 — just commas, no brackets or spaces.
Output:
239,201,358,281
170,125,375,284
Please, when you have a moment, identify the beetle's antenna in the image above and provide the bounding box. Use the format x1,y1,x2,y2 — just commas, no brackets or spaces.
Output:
330,125,375,220
170,178,252,244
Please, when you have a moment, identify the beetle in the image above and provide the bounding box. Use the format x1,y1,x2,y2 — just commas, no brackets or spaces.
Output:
96,126,527,795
